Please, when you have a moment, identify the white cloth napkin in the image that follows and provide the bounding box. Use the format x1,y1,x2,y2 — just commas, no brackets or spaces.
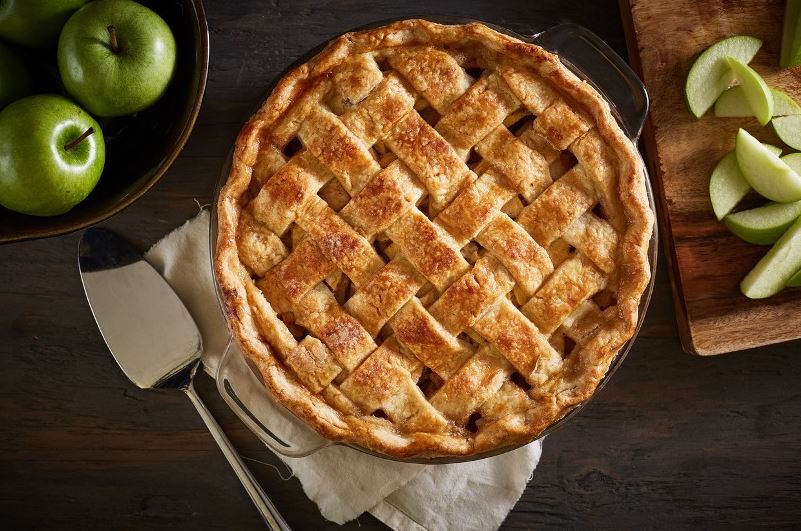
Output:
144,210,543,530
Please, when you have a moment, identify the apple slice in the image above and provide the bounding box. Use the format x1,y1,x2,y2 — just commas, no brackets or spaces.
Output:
781,0,801,68
710,144,783,220
724,201,801,244
783,152,801,175
724,57,773,125
715,87,801,117
772,89,801,116
686,36,762,118
772,115,801,150
710,152,750,220
741,216,801,298
735,128,801,202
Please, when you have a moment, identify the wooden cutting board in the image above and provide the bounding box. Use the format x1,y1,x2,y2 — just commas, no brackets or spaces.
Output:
620,0,801,355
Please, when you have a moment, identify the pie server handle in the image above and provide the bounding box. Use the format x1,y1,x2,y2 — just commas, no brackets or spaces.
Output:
532,23,649,140
185,380,293,530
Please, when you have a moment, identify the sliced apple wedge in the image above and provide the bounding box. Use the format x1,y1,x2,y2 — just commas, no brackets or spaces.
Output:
724,57,773,125
724,201,801,244
741,216,801,298
686,36,762,118
782,152,801,174
772,89,801,116
710,144,783,220
772,115,801,150
710,153,750,220
715,87,801,117
735,128,801,202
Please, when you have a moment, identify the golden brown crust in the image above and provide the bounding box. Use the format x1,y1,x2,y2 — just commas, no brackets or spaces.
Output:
215,19,653,458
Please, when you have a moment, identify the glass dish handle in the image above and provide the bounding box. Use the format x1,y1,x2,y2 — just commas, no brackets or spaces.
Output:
216,339,331,458
532,23,649,140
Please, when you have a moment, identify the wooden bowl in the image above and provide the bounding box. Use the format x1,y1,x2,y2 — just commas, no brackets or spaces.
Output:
0,0,209,244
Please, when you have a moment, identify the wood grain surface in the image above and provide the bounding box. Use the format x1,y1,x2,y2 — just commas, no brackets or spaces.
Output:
2,1,801,529
621,0,801,355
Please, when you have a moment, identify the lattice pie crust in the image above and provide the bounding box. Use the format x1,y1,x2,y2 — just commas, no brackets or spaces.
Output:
215,20,653,457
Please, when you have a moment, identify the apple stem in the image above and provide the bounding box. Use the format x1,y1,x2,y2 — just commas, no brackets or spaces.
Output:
107,25,119,53
64,127,95,151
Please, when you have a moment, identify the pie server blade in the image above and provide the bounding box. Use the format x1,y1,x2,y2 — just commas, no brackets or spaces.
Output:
78,227,291,531
79,227,201,388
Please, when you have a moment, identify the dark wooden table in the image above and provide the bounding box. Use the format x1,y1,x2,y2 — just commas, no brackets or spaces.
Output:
2,1,801,529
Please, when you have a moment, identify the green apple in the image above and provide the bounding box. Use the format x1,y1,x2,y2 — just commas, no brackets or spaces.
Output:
0,95,105,216
686,36,762,118
0,41,30,109
741,216,801,298
787,268,801,287
709,144,782,220
735,128,801,202
724,57,773,126
772,115,801,151
781,0,801,68
724,201,801,244
0,0,89,48
58,0,176,117
715,87,801,117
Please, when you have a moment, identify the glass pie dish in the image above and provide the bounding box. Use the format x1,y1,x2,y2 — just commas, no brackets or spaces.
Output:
209,18,657,464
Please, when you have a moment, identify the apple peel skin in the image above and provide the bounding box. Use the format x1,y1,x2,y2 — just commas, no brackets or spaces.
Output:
787,268,801,287
735,129,801,203
781,0,801,69
723,201,801,245
741,216,801,298
0,0,89,48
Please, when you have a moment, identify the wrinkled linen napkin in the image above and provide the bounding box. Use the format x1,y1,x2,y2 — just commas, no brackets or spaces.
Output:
144,210,543,530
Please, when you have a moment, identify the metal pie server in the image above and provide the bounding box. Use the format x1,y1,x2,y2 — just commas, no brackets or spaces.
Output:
78,227,291,531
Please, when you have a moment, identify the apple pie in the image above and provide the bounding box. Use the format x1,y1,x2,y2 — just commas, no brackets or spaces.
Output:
215,19,653,457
